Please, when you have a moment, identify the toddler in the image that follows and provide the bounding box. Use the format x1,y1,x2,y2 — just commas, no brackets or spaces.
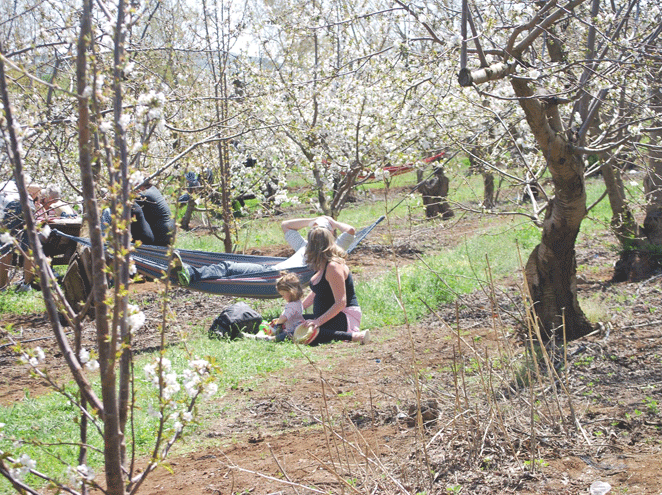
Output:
270,272,305,342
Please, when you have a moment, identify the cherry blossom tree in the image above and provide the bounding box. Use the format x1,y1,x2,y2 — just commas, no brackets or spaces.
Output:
1,0,219,493
453,0,662,341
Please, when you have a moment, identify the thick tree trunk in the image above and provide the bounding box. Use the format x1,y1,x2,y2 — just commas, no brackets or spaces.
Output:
613,47,662,281
419,167,454,219
640,124,662,267
511,77,593,343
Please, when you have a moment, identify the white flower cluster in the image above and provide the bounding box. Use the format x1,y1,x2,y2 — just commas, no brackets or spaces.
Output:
0,232,14,245
10,453,36,481
67,463,95,484
137,91,166,121
183,358,217,399
144,356,217,403
20,347,45,367
273,191,289,206
373,168,391,181
127,304,146,334
78,348,99,371
144,358,180,400
99,120,113,134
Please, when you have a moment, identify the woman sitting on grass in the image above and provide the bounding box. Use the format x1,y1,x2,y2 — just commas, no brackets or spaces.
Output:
300,227,369,345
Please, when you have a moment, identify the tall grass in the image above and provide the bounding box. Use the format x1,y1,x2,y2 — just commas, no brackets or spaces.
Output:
359,219,540,329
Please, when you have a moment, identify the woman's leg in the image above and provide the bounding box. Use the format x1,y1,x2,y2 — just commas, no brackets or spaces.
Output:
306,312,353,345
186,260,266,283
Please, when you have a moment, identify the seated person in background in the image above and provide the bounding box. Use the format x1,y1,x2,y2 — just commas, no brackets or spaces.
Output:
130,175,175,247
38,185,77,218
0,178,41,289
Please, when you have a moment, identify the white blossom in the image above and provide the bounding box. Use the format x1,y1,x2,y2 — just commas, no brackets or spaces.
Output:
85,360,99,372
119,114,131,130
202,382,218,399
99,121,112,133
163,372,180,400
0,233,14,245
34,347,45,363
10,453,36,481
79,348,90,364
77,464,95,481
127,304,146,334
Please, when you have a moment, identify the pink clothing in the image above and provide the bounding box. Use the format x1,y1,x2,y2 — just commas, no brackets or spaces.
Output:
342,306,362,333
281,300,305,334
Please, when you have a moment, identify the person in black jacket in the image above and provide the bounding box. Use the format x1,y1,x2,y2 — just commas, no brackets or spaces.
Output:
131,179,175,247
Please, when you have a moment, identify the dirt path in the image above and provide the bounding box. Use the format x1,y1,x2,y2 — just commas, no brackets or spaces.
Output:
1,212,661,494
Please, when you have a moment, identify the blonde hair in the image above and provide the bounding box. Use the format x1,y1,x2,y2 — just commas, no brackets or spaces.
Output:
305,227,346,271
276,272,304,301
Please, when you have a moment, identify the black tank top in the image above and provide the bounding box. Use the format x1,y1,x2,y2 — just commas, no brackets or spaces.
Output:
310,264,359,318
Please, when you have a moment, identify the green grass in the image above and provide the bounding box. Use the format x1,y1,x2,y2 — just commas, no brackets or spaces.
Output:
0,171,646,492
0,334,317,492
0,289,45,315
359,218,540,329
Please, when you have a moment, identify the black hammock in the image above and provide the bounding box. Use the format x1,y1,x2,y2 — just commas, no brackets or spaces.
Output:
54,216,384,299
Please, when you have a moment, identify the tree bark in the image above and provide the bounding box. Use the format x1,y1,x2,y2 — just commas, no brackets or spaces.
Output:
602,160,647,282
511,77,594,343
180,198,196,231
612,42,662,281
483,171,495,209
419,167,454,219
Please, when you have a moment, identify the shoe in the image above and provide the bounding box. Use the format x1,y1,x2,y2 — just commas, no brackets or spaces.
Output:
352,329,370,345
15,282,32,293
172,251,191,287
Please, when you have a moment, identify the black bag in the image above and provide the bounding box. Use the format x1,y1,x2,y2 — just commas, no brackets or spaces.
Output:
209,302,262,340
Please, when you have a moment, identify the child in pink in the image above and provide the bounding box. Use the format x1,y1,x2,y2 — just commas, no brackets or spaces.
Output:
269,273,305,342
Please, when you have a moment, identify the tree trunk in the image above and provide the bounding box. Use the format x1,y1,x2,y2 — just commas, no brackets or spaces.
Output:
483,171,495,209
612,43,662,281
638,51,662,276
511,77,593,343
601,160,647,282
180,198,196,231
419,167,454,219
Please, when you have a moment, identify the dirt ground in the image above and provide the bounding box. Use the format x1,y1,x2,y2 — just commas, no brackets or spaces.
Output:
1,207,661,494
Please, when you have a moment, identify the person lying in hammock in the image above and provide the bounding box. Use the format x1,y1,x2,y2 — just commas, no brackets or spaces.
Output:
172,215,356,286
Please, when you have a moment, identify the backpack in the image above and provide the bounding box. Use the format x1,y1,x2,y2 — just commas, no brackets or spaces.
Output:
209,302,262,340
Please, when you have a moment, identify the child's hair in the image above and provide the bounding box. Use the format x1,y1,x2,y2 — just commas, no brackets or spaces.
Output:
276,272,304,301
